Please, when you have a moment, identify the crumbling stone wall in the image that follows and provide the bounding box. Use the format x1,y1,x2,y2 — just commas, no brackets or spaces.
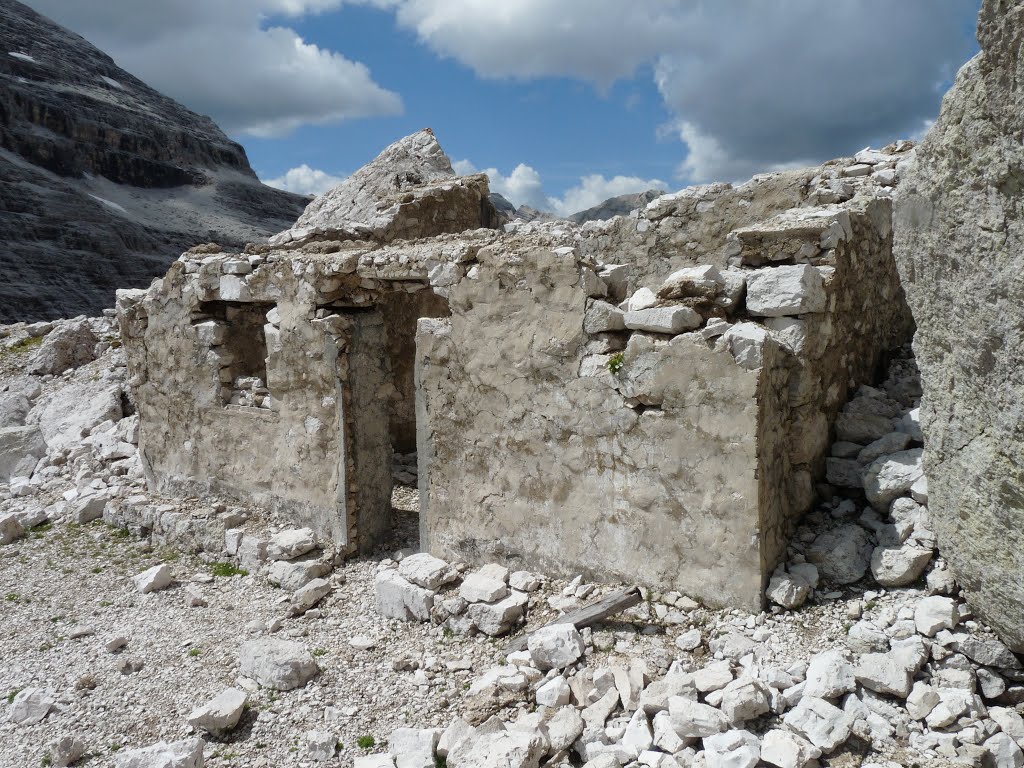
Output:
119,148,913,611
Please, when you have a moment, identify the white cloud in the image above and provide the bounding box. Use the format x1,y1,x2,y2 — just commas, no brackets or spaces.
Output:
24,0,402,137
458,160,665,218
384,0,684,85
263,164,346,196
378,0,977,182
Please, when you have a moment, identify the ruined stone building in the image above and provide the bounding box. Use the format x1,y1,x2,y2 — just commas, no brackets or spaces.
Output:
118,130,914,612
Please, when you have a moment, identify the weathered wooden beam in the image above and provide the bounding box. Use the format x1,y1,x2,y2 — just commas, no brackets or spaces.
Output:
505,586,643,653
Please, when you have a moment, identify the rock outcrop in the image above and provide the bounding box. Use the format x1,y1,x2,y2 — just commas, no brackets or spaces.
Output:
894,0,1024,651
0,0,307,323
269,128,498,245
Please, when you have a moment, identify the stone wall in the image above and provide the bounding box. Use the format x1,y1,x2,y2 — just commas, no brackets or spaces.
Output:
120,148,913,611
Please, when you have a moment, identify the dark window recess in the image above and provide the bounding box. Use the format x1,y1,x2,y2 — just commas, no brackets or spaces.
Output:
197,301,276,408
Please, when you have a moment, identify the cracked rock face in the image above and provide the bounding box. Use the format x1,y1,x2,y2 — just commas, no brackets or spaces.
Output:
0,0,307,323
893,0,1024,652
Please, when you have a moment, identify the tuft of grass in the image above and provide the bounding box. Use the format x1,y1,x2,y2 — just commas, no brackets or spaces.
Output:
357,735,376,750
211,562,248,578
312,648,328,657
188,647,202,657
5,593,19,602
7,688,22,704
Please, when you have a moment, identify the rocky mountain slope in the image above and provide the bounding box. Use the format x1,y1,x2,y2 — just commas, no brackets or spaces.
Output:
568,189,665,224
0,0,307,323
489,189,666,226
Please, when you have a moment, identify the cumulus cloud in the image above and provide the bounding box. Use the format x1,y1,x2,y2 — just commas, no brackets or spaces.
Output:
458,160,665,218
377,0,977,182
25,0,402,137
263,164,346,196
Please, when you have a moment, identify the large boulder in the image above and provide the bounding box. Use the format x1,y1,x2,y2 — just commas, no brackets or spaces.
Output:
270,129,498,245
0,425,46,482
26,379,122,451
28,320,98,375
894,0,1024,652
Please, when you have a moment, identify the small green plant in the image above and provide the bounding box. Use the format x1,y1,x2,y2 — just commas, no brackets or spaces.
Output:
607,352,625,374
5,593,19,602
435,757,448,768
188,647,202,657
357,735,376,750
7,688,21,704
211,562,248,578
312,648,328,657
40,754,52,767
109,743,122,753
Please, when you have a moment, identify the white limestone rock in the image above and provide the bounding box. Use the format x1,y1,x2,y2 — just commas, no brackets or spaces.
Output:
535,676,570,708
702,729,760,768
133,564,173,594
584,300,627,334
668,695,728,738
806,524,872,584
375,569,434,622
355,757,396,768
303,730,337,762
459,563,509,603
720,676,772,723
0,511,26,545
782,696,854,753
238,638,318,690
863,448,924,509
266,557,330,591
914,595,958,636
905,681,940,720
446,730,544,768
114,737,204,768
657,264,725,300
288,577,332,616
398,553,458,590
804,650,856,700
28,320,98,375
870,542,933,587
766,563,818,610
527,624,585,670
28,379,122,452
627,287,658,311
721,322,769,370
984,733,1024,768
546,705,584,752
745,264,827,317
640,664,697,714
50,735,86,767
760,728,821,768
187,688,247,736
267,528,317,560
389,727,440,768
437,718,476,758
0,425,46,483
854,653,913,698
466,591,528,636
957,635,1021,669
624,306,701,334
622,708,654,753
8,687,54,724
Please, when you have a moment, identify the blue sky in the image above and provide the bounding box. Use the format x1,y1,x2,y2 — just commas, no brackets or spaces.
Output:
27,1,982,216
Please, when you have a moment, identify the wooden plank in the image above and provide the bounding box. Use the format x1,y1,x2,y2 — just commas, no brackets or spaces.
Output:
504,586,643,653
